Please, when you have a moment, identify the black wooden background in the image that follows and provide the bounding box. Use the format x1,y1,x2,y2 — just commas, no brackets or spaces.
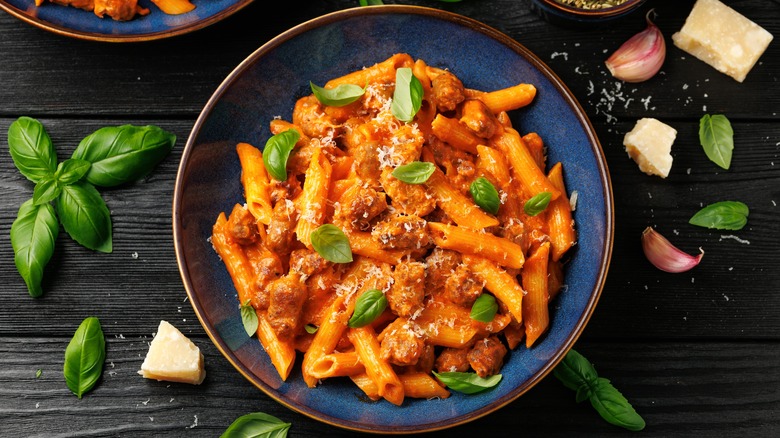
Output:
1,0,779,436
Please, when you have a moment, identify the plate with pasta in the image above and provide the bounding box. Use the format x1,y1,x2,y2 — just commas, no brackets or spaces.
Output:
174,5,613,433
0,0,252,42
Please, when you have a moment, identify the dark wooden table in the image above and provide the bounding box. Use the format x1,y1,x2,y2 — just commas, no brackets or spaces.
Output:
2,0,779,436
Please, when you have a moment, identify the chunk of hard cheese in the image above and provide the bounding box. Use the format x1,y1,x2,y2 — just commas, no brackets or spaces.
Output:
672,0,773,82
623,118,677,178
139,320,206,385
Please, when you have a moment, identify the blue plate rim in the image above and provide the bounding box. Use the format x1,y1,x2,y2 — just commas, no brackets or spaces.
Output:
0,0,254,42
174,4,615,434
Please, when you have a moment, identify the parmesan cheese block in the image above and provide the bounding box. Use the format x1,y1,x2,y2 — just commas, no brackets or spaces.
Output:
139,320,206,385
623,118,677,178
672,0,773,83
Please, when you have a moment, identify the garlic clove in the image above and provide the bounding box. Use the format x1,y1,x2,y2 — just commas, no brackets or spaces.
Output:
605,9,666,83
641,226,703,273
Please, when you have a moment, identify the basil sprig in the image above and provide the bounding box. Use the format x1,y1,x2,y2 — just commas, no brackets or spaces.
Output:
391,161,435,184
391,67,423,122
689,201,749,230
7,117,175,297
10,200,59,298
220,412,291,438
470,177,500,214
348,289,387,328
470,293,498,323
263,129,300,181
699,114,734,170
524,191,552,216
310,224,353,263
310,82,365,107
432,371,502,394
64,316,106,399
554,349,645,431
240,300,259,337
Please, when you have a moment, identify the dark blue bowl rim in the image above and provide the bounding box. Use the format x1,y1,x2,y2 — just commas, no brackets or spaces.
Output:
174,5,615,434
0,0,254,42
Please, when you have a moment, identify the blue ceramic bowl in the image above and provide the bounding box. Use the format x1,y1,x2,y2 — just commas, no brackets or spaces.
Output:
0,0,252,42
174,5,614,434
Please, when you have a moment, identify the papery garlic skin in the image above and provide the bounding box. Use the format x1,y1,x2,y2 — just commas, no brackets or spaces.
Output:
606,10,666,83
641,227,703,273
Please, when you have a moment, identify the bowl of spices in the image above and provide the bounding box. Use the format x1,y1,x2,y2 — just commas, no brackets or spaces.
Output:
531,0,648,28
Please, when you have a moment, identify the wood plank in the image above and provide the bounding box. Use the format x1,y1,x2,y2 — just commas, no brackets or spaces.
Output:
0,1,777,121
1,337,778,436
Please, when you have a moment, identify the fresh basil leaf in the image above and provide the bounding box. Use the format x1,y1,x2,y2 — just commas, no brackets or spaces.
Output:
55,158,91,186
553,348,599,403
524,192,552,216
348,289,387,328
263,130,300,181
71,124,175,187
359,0,383,5
240,300,259,337
220,412,291,438
470,177,500,214
56,182,112,253
590,377,646,431
391,67,423,122
554,349,645,431
432,371,502,394
310,224,353,263
689,201,749,230
32,175,61,206
699,114,734,170
310,82,365,107
304,324,319,334
64,316,106,399
470,294,498,323
10,199,59,298
7,116,57,183
36,369,42,379
391,161,435,184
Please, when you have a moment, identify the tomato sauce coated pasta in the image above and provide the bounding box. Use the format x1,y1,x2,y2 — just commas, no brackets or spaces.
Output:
211,53,577,405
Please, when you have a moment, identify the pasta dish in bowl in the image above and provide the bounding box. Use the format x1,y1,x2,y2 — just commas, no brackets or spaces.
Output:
174,5,613,433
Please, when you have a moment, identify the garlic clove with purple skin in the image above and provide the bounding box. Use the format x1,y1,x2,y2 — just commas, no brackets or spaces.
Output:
605,9,666,83
641,227,703,273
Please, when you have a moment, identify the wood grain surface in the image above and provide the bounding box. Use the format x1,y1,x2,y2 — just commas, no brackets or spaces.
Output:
1,0,779,436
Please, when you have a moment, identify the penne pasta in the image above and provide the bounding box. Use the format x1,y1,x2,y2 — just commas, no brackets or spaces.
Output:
478,83,537,114
428,222,524,269
492,127,561,200
522,241,551,348
546,162,577,262
236,142,273,225
348,326,405,406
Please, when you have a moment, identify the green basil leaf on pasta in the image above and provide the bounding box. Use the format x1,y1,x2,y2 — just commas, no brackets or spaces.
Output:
220,412,291,438
310,224,353,263
55,158,91,186
359,0,383,5
72,124,175,187
391,161,435,184
590,377,646,431
470,293,498,323
32,175,61,206
348,289,387,328
699,114,734,170
391,67,423,122
240,300,259,337
689,201,749,230
10,199,59,298
305,324,319,334
263,129,300,181
7,116,57,183
56,182,112,253
470,177,500,214
432,371,502,394
524,191,552,216
64,316,106,399
310,82,365,107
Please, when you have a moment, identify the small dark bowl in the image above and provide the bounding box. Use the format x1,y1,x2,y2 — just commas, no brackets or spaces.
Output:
174,5,614,434
530,0,648,28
